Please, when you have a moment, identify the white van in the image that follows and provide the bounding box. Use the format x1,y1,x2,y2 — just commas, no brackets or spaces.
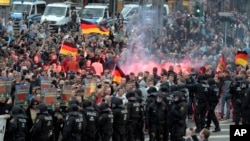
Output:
10,0,46,31
80,3,111,24
120,4,139,20
121,3,169,21
40,2,80,31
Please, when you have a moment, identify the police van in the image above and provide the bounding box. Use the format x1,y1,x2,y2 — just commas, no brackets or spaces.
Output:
80,3,111,24
121,3,169,22
40,2,81,32
10,0,46,32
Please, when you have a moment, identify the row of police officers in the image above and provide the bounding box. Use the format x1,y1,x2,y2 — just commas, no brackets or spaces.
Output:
3,73,250,141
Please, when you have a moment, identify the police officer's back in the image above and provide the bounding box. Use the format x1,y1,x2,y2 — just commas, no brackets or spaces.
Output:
8,106,27,141
81,100,99,140
62,104,85,141
170,91,188,141
111,97,127,141
98,103,113,141
31,103,53,141
125,91,143,141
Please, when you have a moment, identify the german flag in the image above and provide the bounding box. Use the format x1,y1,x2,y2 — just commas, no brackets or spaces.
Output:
81,20,109,36
113,65,126,84
59,41,78,56
235,50,248,67
216,55,227,72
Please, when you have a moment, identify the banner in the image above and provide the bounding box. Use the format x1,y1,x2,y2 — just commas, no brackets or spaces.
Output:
15,84,30,106
84,79,96,100
0,77,13,96
40,76,52,90
0,116,6,141
43,88,57,109
61,85,72,106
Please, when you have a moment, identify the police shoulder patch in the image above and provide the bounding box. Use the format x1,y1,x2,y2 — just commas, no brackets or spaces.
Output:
180,106,184,111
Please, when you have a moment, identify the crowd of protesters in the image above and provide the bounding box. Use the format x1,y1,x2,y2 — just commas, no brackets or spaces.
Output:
0,2,250,141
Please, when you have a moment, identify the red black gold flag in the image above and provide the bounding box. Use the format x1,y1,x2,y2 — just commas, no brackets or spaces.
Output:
81,20,109,36
113,65,126,84
235,51,248,67
216,55,227,72
59,41,78,56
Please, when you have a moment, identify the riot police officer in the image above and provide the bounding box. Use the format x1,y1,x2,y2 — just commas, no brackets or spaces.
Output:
135,89,145,141
62,104,85,141
98,103,113,141
170,91,188,141
206,78,221,132
230,75,244,125
146,92,168,141
241,80,250,125
31,103,53,141
194,74,209,133
146,87,158,110
125,91,143,141
8,106,27,141
111,97,127,141
81,100,99,141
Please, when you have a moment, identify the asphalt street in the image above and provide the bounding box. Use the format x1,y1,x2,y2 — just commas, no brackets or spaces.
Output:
144,119,231,141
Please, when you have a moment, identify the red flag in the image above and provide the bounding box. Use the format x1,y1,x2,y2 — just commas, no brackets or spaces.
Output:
216,55,227,72
112,65,126,84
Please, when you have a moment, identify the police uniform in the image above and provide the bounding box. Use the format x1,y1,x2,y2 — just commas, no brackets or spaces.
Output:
206,78,221,132
230,76,243,125
194,75,209,133
111,97,127,141
241,81,250,125
125,91,143,141
62,104,85,141
81,100,99,141
146,92,168,141
170,91,188,141
8,106,27,141
98,103,113,141
31,103,53,141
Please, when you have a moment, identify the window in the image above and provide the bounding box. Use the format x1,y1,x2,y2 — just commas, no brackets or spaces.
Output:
44,6,67,16
104,9,108,18
37,4,46,14
30,5,35,15
66,8,70,17
10,4,31,13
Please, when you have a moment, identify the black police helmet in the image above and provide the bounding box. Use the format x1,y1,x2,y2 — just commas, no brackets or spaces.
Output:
155,91,164,97
37,103,48,113
126,91,136,99
134,89,142,97
147,87,157,94
173,91,184,98
235,75,243,83
69,104,79,112
99,103,109,112
197,74,206,82
160,85,169,92
207,78,216,85
82,100,92,108
111,97,123,108
68,99,79,106
11,106,23,116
